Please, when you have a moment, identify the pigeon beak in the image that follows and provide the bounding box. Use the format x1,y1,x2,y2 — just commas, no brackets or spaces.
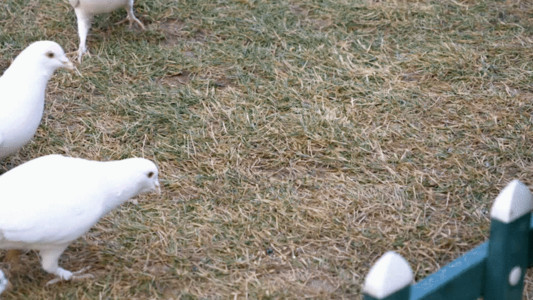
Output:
61,57,75,70
61,57,82,76
155,180,161,195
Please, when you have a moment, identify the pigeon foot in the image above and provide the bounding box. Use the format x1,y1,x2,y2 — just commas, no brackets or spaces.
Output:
116,16,145,30
46,267,94,285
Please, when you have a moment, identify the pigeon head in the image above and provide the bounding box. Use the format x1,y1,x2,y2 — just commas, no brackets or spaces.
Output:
12,41,74,74
124,158,161,195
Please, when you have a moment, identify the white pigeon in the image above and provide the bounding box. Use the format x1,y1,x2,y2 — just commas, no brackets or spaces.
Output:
0,154,160,284
69,0,146,62
0,269,7,295
0,41,74,161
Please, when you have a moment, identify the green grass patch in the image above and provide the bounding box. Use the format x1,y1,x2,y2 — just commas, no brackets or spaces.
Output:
1,0,532,298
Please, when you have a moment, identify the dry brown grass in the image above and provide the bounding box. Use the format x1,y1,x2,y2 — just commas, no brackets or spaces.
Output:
0,0,532,298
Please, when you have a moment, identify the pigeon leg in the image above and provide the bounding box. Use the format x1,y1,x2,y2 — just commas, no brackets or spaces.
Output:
127,13,145,30
39,247,72,283
0,270,8,295
125,0,145,29
74,11,93,62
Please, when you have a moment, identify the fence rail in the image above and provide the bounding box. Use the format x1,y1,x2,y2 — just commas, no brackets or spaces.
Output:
363,179,533,300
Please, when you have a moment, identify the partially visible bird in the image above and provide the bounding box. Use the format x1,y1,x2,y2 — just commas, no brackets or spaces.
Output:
0,154,160,284
0,269,7,295
69,0,146,62
0,41,74,161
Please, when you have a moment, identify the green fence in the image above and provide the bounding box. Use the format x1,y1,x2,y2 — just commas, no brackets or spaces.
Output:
363,180,533,300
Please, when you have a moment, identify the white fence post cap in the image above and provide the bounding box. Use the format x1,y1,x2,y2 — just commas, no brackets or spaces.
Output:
363,251,413,298
490,180,533,223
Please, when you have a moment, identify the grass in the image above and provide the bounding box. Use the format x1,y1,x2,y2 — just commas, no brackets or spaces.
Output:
0,0,532,298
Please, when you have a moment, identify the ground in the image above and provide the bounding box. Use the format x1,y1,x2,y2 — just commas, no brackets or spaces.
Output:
0,0,532,298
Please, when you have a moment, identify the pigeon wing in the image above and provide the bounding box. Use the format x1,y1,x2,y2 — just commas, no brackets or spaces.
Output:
0,191,102,245
0,155,107,246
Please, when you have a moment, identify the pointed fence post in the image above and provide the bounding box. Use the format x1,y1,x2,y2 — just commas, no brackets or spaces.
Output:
363,251,413,300
484,180,533,299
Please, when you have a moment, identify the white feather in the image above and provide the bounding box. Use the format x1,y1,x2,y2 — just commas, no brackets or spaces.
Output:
0,41,73,160
70,0,145,62
0,269,7,295
0,154,160,282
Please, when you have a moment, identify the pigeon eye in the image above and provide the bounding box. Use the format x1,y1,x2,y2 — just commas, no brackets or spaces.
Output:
46,52,54,58
147,171,154,178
